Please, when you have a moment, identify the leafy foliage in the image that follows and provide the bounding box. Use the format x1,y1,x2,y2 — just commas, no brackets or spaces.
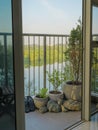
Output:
0,41,13,87
24,45,66,67
91,48,98,92
64,18,82,83
37,88,48,98
46,70,66,91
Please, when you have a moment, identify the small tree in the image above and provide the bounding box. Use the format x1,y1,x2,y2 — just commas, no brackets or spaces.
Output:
64,18,82,84
46,70,66,91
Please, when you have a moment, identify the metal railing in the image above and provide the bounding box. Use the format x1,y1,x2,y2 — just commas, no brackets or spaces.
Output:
23,33,69,96
0,33,13,88
91,34,98,93
91,46,98,93
1,32,98,95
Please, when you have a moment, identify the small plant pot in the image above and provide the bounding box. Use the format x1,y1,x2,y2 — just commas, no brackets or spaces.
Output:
34,96,49,109
49,91,64,101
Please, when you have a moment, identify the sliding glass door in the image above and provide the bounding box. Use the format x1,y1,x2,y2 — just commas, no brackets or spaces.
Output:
0,0,24,130
91,3,98,114
0,0,16,130
0,0,94,129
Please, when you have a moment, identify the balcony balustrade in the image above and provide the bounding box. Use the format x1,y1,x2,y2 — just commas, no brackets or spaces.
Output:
0,32,98,95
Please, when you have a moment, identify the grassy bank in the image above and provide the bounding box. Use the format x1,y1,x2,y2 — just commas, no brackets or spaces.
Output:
24,44,67,67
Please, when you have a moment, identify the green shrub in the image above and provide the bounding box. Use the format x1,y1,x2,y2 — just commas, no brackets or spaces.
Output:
37,88,48,98
46,70,66,91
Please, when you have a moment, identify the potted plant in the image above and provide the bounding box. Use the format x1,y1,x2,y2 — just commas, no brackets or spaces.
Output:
62,19,82,102
46,69,66,101
34,88,49,109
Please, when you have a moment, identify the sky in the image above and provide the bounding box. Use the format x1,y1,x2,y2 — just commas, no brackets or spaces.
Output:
22,0,82,34
92,6,98,34
0,0,12,33
0,0,98,34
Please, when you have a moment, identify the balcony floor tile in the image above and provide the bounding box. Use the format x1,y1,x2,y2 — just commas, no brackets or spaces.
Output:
25,110,81,130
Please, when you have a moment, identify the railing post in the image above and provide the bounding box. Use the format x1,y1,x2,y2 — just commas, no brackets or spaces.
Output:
44,36,46,88
4,34,8,87
28,36,31,96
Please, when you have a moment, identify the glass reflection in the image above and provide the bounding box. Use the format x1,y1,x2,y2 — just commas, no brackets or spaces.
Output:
0,0,16,130
91,5,98,114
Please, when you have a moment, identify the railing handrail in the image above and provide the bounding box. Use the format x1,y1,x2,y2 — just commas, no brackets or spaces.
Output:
0,32,98,36
0,32,98,38
0,32,12,35
0,32,69,37
93,34,98,36
23,33,69,37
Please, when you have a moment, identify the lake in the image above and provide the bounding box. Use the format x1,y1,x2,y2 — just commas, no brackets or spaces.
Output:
24,62,65,96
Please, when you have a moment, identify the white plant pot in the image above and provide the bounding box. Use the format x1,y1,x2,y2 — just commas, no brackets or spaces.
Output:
34,96,49,109
49,91,64,101
62,81,81,102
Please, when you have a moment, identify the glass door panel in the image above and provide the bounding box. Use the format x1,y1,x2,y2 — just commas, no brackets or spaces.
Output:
0,0,16,130
91,4,98,113
22,0,83,129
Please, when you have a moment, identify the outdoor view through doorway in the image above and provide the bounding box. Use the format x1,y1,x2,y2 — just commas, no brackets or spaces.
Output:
22,0,82,130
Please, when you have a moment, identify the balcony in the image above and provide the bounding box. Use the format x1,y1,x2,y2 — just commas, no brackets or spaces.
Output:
23,33,81,130
0,32,98,130
0,32,98,94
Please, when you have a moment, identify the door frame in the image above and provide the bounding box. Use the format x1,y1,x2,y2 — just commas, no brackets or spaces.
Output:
12,0,94,129
82,0,98,121
82,0,92,121
12,0,25,130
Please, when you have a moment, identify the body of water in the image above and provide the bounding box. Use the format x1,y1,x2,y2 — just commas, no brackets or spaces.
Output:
24,62,65,96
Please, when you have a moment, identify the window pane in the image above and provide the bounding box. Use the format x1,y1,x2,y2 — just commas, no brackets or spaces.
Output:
0,1,16,130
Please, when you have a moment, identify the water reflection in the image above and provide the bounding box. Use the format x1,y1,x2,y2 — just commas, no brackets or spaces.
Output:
24,62,65,96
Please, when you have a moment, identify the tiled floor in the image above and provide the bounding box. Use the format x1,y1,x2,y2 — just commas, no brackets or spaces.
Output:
25,110,81,130
73,113,98,130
